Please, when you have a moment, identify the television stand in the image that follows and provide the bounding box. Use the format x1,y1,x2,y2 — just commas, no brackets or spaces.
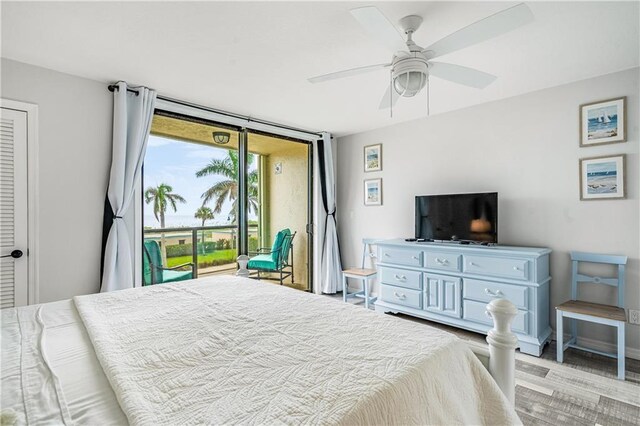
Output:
375,239,552,357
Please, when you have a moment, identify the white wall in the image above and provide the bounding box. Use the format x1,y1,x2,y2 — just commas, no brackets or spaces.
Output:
337,68,639,353
1,58,112,303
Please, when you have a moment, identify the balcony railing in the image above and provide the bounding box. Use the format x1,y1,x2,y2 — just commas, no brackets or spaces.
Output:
143,225,259,279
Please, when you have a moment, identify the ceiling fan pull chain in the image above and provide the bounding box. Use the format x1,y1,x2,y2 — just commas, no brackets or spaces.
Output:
426,75,430,116
389,70,393,118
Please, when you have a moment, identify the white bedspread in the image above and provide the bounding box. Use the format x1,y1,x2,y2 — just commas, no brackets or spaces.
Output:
1,300,127,425
74,276,519,425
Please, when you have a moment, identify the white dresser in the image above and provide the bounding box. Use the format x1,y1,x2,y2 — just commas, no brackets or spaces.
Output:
375,239,552,356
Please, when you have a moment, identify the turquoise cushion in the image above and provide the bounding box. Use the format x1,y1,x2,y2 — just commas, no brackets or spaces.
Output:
162,270,193,283
248,254,277,270
271,228,290,264
143,240,164,284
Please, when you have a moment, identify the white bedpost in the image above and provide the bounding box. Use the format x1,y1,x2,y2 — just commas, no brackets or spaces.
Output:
236,255,250,277
485,298,519,405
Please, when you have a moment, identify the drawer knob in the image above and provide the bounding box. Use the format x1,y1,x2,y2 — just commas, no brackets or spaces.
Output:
412,256,419,260
469,262,478,267
394,274,407,281
513,266,521,271
384,253,391,257
393,291,406,300
484,288,504,297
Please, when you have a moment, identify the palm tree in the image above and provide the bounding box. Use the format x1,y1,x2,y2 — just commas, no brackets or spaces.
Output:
194,207,214,255
195,150,259,223
194,206,215,226
144,183,186,264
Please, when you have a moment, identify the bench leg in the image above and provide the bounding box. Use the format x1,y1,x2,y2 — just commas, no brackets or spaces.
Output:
342,275,347,303
617,323,625,380
556,309,563,364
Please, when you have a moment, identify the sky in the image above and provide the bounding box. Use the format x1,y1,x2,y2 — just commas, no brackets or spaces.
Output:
143,135,256,228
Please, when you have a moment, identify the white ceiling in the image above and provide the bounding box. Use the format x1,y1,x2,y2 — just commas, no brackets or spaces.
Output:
2,1,638,136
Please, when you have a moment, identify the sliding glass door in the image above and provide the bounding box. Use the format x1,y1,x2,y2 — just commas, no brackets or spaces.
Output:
142,112,240,283
142,111,312,291
246,131,312,291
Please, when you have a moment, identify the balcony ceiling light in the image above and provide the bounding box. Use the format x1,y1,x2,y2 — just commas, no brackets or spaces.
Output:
212,131,231,145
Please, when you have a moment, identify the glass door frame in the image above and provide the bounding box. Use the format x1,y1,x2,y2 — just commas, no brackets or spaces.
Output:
243,129,314,291
142,110,315,292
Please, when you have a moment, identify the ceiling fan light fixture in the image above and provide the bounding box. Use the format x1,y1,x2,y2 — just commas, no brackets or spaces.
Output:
212,131,231,145
392,56,428,97
393,71,427,97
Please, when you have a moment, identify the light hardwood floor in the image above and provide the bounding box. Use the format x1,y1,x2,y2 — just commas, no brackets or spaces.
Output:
333,295,640,426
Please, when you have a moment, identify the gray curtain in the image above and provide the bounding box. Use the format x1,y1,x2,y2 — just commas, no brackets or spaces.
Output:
101,82,156,292
318,132,342,293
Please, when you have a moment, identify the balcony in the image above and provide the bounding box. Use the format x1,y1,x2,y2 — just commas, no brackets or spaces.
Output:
143,225,259,280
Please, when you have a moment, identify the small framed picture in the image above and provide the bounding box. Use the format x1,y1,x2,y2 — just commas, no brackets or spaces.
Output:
579,154,626,200
580,97,626,147
364,143,382,172
364,178,382,206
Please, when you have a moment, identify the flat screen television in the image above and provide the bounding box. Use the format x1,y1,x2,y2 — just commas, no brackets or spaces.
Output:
415,192,498,243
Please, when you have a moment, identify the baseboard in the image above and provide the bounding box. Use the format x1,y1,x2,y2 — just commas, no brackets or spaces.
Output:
554,331,640,360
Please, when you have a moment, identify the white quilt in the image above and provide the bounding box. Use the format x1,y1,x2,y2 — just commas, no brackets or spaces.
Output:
74,276,520,425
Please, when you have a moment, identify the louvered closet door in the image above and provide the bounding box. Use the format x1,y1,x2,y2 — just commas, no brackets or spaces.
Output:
0,108,28,308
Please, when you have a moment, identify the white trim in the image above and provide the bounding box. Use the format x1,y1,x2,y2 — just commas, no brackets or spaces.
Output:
0,98,39,305
554,332,640,361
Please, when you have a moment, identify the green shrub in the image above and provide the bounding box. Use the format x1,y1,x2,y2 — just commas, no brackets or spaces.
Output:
166,249,237,269
249,236,259,252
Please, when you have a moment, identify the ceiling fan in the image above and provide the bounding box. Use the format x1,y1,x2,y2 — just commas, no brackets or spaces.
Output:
308,3,534,112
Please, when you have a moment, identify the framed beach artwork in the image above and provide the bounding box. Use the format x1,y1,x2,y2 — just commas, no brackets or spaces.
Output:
579,154,626,200
364,144,382,172
580,97,626,147
364,178,382,206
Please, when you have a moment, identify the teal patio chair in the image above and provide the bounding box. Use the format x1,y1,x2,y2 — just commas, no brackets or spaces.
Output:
247,229,296,285
143,240,195,286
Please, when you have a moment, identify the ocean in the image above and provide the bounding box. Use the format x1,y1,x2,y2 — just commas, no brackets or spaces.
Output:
143,214,233,229
587,115,618,140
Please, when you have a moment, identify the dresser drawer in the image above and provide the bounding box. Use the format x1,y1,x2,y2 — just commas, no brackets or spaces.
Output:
380,284,422,310
379,247,423,267
380,267,422,290
463,300,529,334
463,255,529,281
425,251,462,272
463,279,528,309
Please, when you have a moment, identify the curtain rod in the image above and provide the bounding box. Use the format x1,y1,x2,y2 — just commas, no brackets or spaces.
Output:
107,84,139,95
156,94,323,138
106,84,324,138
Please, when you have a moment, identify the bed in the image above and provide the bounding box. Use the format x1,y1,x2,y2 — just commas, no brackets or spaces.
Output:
2,275,521,425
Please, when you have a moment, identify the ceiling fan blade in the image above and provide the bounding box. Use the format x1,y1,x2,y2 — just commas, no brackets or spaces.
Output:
423,3,533,59
350,6,407,53
429,62,497,89
308,63,390,84
379,85,400,110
